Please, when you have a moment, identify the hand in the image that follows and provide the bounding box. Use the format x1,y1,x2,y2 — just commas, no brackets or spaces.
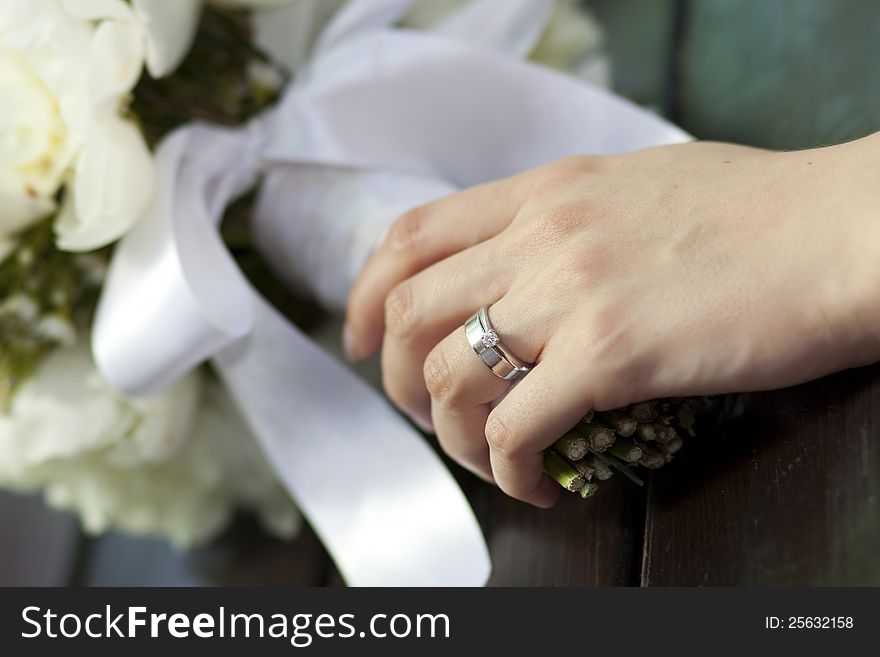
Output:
344,136,880,507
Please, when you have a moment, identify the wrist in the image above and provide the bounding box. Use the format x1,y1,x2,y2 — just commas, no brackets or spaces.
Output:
818,133,880,366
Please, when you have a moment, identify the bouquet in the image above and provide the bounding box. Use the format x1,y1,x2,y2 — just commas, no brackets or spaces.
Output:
544,396,746,498
0,0,611,552
0,0,310,548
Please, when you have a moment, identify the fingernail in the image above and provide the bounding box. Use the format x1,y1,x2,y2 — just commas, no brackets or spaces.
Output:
343,325,358,361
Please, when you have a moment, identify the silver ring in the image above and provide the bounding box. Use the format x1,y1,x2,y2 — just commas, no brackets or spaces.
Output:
464,306,532,380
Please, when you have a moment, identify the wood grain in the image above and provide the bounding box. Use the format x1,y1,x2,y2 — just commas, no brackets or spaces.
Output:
642,366,880,585
475,476,644,586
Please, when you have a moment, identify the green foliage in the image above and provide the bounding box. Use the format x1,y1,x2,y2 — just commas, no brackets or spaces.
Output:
132,5,284,147
0,220,105,407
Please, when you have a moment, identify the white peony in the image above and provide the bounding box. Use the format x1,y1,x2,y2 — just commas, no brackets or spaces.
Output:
0,0,203,252
0,343,300,548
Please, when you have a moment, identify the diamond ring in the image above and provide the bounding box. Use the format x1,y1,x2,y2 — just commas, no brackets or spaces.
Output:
464,306,532,380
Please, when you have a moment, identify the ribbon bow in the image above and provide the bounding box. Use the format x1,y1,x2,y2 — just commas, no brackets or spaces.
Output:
93,0,688,586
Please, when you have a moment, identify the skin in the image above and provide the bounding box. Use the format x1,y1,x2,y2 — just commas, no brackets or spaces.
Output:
344,135,880,507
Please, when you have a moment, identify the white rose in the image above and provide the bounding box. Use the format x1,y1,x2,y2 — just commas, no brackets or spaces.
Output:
0,0,202,251
0,343,299,547
530,0,610,87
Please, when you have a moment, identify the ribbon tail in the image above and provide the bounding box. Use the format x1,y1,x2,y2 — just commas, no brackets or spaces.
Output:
213,293,491,587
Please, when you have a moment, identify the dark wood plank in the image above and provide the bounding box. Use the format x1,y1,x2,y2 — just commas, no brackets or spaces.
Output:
477,476,644,586
642,366,880,585
680,0,880,148
0,492,83,586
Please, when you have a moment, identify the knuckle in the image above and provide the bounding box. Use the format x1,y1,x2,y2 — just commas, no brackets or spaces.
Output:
423,347,458,405
513,203,589,253
384,282,417,342
553,154,597,178
484,412,516,454
528,156,595,196
386,205,428,253
536,202,589,237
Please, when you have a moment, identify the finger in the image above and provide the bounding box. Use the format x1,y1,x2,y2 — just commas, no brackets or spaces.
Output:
486,350,593,508
425,297,548,484
344,176,529,359
380,238,512,429
423,330,510,481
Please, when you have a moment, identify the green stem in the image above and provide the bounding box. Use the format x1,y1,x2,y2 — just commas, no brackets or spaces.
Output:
627,401,658,423
544,451,585,492
598,409,638,438
571,459,594,480
593,452,644,487
635,423,656,442
580,482,600,499
554,431,588,461
608,439,643,463
652,423,678,444
576,420,616,453
637,445,667,470
587,455,614,481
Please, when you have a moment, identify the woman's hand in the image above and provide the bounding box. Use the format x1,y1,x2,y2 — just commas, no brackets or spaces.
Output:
344,136,880,507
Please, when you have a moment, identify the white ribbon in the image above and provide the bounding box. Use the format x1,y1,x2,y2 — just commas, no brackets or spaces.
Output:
93,0,689,586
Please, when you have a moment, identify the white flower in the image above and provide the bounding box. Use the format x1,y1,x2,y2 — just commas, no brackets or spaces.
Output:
131,0,201,78
0,343,300,548
530,0,610,87
212,0,306,9
0,0,204,251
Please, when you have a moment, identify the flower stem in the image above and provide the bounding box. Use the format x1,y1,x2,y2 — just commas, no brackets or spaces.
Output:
575,420,616,453
594,452,645,487
598,409,638,437
608,439,643,463
554,431,588,461
543,451,585,492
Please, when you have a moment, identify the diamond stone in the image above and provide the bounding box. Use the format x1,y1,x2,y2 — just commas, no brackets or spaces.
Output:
481,330,500,349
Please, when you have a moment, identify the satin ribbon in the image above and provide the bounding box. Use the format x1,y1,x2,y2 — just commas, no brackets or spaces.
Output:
93,0,690,586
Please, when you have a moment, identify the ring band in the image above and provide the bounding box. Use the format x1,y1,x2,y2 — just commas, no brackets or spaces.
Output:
464,306,532,380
